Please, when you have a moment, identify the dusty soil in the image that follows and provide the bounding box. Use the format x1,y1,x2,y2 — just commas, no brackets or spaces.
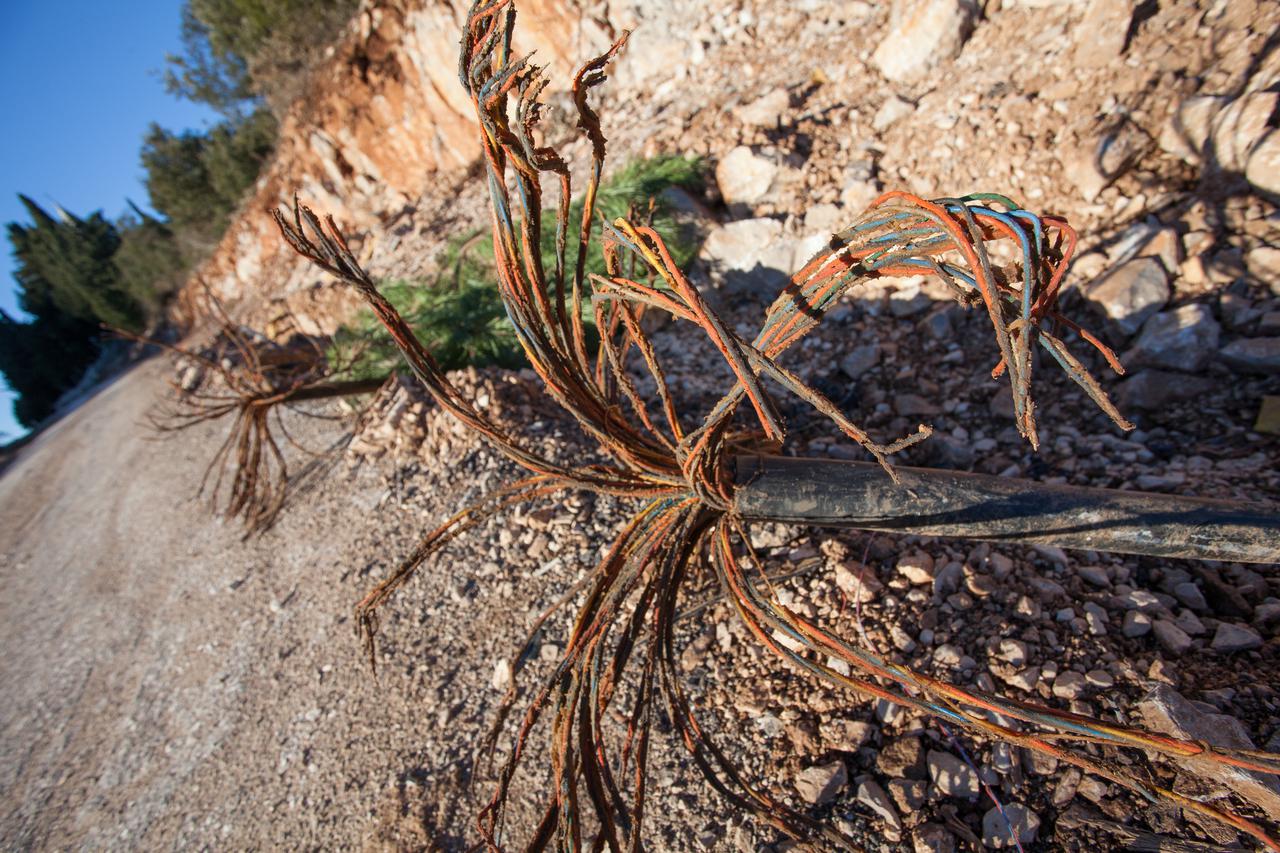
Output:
0,361,497,850
0,360,737,851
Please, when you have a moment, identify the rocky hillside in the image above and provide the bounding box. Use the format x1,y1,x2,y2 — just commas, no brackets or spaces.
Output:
195,0,1279,350
191,0,617,330
153,0,1280,849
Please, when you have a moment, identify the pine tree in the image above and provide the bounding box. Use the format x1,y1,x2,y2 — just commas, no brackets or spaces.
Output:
9,196,145,331
140,109,275,257
1,197,152,427
115,204,188,315
0,308,99,428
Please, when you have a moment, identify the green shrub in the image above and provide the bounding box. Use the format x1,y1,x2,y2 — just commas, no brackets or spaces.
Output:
330,155,705,380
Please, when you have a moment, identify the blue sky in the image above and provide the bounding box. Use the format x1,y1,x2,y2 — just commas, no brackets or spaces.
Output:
0,0,221,440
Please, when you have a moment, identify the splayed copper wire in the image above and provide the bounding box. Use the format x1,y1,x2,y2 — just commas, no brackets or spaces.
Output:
120,290,385,535
273,2,1278,849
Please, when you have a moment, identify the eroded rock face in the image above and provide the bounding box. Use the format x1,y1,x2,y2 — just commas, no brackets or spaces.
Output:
186,0,612,329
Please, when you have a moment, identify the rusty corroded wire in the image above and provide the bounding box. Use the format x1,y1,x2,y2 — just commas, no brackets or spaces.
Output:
120,292,385,535
273,2,1278,849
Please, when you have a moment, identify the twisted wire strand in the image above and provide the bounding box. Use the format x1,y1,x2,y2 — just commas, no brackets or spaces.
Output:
114,290,381,536
271,2,1279,849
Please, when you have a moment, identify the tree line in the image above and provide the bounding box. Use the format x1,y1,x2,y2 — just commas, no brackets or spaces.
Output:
1,0,356,429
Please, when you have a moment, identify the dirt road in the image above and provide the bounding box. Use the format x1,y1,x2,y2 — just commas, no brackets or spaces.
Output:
0,362,486,849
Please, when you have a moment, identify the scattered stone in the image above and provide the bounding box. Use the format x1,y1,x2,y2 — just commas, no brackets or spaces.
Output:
1147,658,1178,685
1033,544,1068,566
1077,776,1110,804
734,88,789,128
1126,607,1157,635
795,761,848,806
1052,671,1087,700
1085,669,1115,689
1138,685,1280,816
1084,257,1170,339
803,203,845,237
838,343,882,379
1077,565,1109,587
1115,369,1216,411
1173,582,1208,612
856,779,901,827
888,777,927,812
927,750,979,799
1062,120,1148,202
1201,687,1237,709
715,146,777,207
1194,566,1254,619
1120,589,1161,612
890,625,918,652
1220,291,1262,329
877,698,906,727
1026,747,1059,778
1131,225,1183,272
1219,338,1280,375
491,658,511,691
1162,92,1276,172
964,571,997,598
996,639,1028,667
1210,92,1278,173
1124,305,1221,372
1052,768,1082,807
756,714,785,738
1152,619,1192,655
871,0,977,83
913,823,956,853
878,736,926,779
1082,602,1108,635
698,218,792,297
874,95,916,132
1254,602,1280,627
1174,608,1205,637
1211,622,1262,653
933,644,963,667
1029,577,1066,602
1013,594,1041,621
1160,95,1224,163
1205,247,1247,286
823,719,876,752
834,562,883,603
894,393,941,417
990,741,1015,774
982,803,1040,849
1247,130,1280,197
1002,666,1040,691
787,718,821,754
896,551,936,584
